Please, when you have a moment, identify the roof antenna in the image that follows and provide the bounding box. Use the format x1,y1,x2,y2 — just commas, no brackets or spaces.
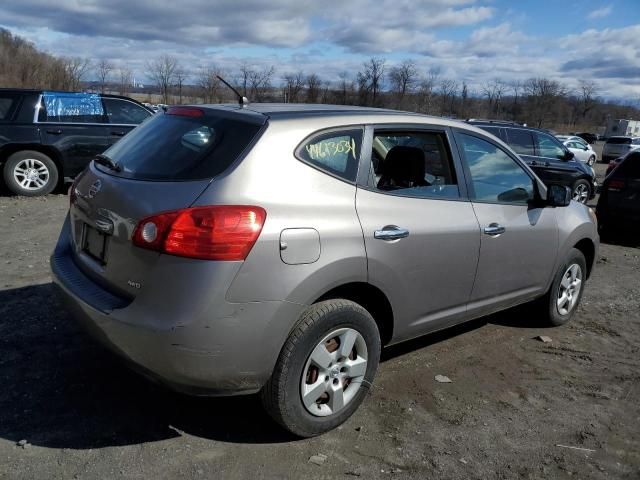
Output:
217,75,250,107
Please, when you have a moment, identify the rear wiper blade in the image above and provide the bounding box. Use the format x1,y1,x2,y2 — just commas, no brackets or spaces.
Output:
94,154,121,172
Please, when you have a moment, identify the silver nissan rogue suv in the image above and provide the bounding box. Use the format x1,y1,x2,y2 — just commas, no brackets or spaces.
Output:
51,104,598,437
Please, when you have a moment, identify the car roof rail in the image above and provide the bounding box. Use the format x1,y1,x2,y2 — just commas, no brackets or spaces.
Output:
466,118,523,126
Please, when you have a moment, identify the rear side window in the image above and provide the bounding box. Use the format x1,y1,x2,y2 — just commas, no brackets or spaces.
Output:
0,94,19,121
506,129,535,156
103,98,151,125
616,153,640,179
100,110,263,180
39,92,105,123
296,129,362,182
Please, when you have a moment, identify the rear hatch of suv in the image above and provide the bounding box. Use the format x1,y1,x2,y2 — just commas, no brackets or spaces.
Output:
66,106,266,300
605,154,640,218
604,137,634,159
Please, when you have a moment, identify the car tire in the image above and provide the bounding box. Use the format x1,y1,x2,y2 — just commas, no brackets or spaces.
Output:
261,299,381,438
3,150,59,197
537,248,587,327
571,179,591,204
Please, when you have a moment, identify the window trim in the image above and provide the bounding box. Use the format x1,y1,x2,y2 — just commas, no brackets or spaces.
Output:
451,127,542,207
294,125,365,185
355,123,470,202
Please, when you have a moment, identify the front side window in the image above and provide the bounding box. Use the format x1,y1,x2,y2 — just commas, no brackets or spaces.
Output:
506,129,535,156
296,129,362,181
39,92,105,123
459,133,534,204
535,132,566,160
370,130,459,199
103,98,151,125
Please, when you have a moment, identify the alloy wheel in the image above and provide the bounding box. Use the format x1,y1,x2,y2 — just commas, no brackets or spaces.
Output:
557,263,583,315
13,158,50,191
572,183,589,204
301,327,368,417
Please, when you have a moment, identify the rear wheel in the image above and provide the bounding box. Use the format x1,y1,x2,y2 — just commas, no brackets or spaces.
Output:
571,179,591,204
537,248,587,326
3,150,58,196
261,299,381,437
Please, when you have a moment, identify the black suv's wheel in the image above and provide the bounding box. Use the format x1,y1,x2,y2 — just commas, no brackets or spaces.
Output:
3,151,58,196
261,299,381,437
571,179,591,204
537,248,587,326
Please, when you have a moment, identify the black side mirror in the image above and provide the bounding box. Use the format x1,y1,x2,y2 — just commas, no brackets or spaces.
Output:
563,150,575,161
547,184,572,207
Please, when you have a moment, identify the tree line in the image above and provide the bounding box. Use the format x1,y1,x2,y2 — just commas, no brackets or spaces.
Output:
2,28,638,132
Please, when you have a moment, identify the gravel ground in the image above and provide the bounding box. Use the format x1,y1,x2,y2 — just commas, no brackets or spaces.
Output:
1,157,639,479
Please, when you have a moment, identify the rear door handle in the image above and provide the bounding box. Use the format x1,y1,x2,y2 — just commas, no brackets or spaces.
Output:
46,129,63,135
374,226,410,241
483,223,506,236
111,131,126,137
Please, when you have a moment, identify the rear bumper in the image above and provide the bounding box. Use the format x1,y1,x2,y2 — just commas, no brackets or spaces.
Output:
51,216,304,396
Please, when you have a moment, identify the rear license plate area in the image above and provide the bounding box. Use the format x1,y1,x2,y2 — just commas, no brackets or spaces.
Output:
82,224,108,264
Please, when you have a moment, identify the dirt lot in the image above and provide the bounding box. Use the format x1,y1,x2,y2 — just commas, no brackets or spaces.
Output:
1,158,639,479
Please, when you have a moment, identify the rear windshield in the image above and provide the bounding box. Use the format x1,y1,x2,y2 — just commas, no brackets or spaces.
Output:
606,137,632,144
99,110,263,180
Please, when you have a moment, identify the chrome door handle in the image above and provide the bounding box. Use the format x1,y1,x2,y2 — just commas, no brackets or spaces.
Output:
483,223,506,236
374,226,410,241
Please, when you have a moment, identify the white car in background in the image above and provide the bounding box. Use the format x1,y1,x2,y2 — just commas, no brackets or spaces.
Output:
557,136,597,166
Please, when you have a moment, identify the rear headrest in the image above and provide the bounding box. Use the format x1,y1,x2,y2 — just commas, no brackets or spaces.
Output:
378,146,426,189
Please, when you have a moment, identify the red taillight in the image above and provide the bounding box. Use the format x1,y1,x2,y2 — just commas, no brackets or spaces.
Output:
132,206,266,261
166,106,204,117
608,179,626,191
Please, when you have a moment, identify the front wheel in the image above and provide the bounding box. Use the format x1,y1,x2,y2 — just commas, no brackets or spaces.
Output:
261,299,381,437
3,150,59,196
537,248,587,326
571,179,591,204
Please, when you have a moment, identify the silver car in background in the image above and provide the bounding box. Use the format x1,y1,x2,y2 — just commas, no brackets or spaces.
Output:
51,104,598,437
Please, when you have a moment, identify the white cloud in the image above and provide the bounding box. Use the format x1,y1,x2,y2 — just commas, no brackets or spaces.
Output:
587,5,613,19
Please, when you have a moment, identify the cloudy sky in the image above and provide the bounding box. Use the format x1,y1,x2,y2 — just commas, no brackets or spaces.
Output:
1,0,639,98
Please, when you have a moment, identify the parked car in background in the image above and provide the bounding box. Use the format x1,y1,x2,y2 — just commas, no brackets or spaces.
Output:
597,151,640,234
468,120,597,204
52,104,598,437
560,138,597,166
602,136,640,163
0,89,152,196
576,132,598,144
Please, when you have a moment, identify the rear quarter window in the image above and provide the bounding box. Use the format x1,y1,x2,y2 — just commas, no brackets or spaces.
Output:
100,109,263,180
296,129,363,182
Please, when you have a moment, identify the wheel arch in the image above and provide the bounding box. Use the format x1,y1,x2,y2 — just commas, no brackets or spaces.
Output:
573,238,596,279
314,282,394,345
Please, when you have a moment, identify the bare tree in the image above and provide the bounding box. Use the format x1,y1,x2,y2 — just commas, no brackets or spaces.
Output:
388,60,417,108
439,78,458,116
524,77,568,127
147,54,177,104
197,66,223,103
482,79,507,118
63,57,91,91
336,71,353,105
118,66,133,96
305,73,321,103
416,67,440,114
174,67,188,104
97,59,113,93
579,80,598,120
283,71,304,103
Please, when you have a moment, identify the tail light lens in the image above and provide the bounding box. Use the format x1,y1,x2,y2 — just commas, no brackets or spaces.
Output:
608,179,626,191
133,206,266,261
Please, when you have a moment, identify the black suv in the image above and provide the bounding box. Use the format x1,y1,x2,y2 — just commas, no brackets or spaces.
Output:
0,89,152,196
467,120,597,204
